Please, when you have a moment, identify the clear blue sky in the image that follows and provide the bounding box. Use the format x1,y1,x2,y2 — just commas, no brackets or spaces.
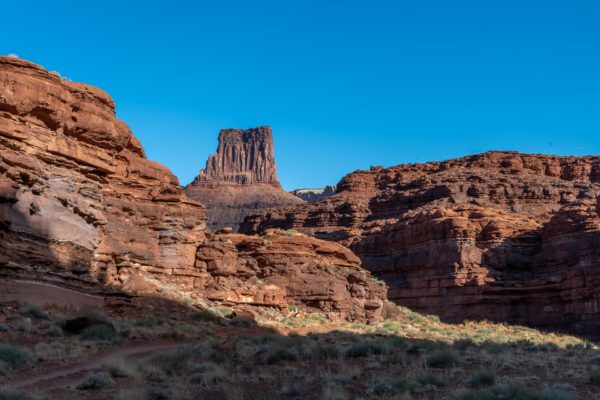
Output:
3,1,599,190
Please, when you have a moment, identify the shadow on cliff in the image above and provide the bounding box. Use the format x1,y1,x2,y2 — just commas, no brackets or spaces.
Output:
0,192,102,305
352,213,600,340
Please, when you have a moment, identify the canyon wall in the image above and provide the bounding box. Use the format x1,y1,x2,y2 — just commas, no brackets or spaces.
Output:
241,152,600,336
185,127,303,232
0,57,386,322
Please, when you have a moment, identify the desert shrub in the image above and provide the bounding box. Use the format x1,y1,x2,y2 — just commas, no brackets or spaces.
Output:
406,339,438,355
321,383,350,400
113,318,133,338
418,372,445,387
148,345,198,376
0,344,35,370
538,387,573,400
387,336,408,349
79,324,116,341
453,385,573,400
103,357,132,378
19,304,50,320
395,379,420,394
0,388,33,400
482,341,509,354
345,341,387,358
589,369,600,386
367,381,396,396
264,345,300,364
384,352,405,365
280,378,309,397
468,371,496,388
190,310,222,323
189,363,228,387
287,304,299,313
145,388,172,400
134,315,166,327
53,314,72,329
211,306,233,318
76,372,115,390
587,353,600,365
139,365,167,382
82,309,111,322
16,320,35,335
116,389,147,400
34,342,66,362
0,361,8,376
311,343,340,361
453,338,475,350
228,317,254,328
426,350,459,368
40,323,62,338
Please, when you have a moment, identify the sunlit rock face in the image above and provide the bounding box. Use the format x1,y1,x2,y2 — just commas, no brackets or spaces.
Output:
0,57,387,322
185,126,303,232
241,151,600,337
0,56,207,290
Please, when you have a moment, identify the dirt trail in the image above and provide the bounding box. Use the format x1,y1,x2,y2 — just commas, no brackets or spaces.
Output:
2,341,193,391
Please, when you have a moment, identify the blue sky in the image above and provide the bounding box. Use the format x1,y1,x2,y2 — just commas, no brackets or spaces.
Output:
3,1,599,190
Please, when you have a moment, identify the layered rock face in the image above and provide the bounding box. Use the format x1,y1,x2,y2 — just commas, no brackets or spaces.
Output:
185,127,303,232
291,185,336,202
195,229,386,322
0,56,206,293
241,152,600,336
0,57,385,322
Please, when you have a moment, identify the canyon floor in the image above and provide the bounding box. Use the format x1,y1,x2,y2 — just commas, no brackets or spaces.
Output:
0,296,599,400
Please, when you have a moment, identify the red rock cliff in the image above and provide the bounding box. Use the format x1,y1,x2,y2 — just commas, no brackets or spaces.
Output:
185,127,302,231
0,57,386,322
241,151,600,337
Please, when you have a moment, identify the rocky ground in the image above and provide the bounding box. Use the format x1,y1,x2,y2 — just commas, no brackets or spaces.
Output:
1,299,600,400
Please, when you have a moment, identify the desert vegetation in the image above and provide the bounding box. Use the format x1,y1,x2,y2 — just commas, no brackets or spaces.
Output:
0,300,599,399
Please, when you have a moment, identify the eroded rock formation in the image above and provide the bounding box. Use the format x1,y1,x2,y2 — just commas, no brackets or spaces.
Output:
195,229,386,322
185,127,303,231
241,152,600,336
0,57,385,322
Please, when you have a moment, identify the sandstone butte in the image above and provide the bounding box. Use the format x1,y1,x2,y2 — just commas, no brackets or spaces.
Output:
241,151,600,338
184,126,303,232
0,56,387,322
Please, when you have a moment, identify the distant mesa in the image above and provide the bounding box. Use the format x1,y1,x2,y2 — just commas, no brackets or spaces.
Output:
184,126,303,232
290,185,336,202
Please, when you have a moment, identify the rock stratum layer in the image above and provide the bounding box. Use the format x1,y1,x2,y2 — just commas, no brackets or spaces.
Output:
0,57,385,322
241,152,600,337
185,127,303,232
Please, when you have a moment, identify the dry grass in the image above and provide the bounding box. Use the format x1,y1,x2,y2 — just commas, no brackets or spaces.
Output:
0,301,598,399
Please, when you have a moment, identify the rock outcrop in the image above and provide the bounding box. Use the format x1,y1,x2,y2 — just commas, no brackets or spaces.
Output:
0,56,385,322
195,229,386,321
291,185,336,202
241,152,600,337
185,127,303,232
